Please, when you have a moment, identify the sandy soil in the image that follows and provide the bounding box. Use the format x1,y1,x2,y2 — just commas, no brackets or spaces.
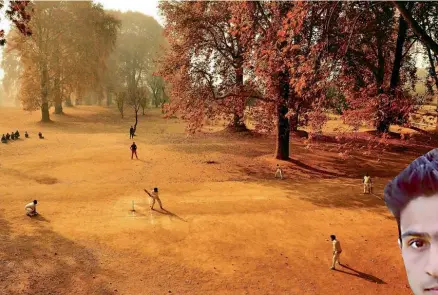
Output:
1,105,429,295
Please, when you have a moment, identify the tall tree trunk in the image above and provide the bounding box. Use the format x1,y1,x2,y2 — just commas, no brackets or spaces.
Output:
426,47,438,131
40,64,50,122
154,93,159,108
275,71,290,160
133,110,138,133
377,10,409,134
54,76,63,114
427,47,438,90
65,93,73,107
229,65,246,131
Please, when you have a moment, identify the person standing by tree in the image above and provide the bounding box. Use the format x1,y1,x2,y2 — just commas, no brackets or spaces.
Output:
130,142,138,160
129,126,134,139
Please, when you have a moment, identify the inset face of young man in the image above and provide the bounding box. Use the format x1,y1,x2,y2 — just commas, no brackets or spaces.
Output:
400,195,438,295
385,148,438,295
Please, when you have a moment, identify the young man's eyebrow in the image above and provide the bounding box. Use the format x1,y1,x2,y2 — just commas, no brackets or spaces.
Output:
401,231,436,239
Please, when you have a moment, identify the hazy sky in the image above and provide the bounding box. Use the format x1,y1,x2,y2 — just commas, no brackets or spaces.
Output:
93,0,163,25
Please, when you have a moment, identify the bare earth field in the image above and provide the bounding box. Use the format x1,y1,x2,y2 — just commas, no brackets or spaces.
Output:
1,105,433,295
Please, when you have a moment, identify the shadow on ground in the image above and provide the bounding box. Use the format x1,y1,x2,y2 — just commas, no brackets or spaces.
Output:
0,210,114,295
336,264,386,284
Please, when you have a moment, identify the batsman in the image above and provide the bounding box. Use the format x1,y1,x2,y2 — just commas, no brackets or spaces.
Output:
144,187,164,210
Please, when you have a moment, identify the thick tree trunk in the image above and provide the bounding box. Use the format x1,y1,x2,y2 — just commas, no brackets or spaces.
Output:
40,65,51,122
390,12,408,91
54,103,63,114
229,65,247,131
377,8,409,133
54,77,63,113
275,70,290,160
275,103,290,160
65,94,73,107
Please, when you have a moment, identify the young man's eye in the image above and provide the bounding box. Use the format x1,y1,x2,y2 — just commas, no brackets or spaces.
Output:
408,239,428,249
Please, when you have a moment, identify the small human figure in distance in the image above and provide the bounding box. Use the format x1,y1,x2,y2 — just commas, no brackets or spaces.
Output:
38,132,44,139
330,234,343,270
275,164,284,180
144,188,163,210
1,134,6,143
363,172,372,194
25,200,38,216
5,133,10,140
10,132,15,140
129,126,135,139
14,130,20,139
130,142,138,159
25,131,29,138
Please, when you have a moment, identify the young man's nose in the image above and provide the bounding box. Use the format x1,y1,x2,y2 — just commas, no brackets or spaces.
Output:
426,244,438,278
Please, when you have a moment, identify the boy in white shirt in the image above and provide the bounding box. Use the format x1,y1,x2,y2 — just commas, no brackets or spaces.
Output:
144,188,163,210
275,164,284,180
25,200,38,216
363,172,372,194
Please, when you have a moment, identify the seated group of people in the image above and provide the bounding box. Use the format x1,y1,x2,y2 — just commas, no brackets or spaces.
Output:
1,131,44,143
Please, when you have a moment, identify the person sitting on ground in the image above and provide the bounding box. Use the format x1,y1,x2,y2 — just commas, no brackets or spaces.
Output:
1,134,6,143
10,132,15,140
5,133,10,140
38,132,44,139
363,172,372,194
25,131,29,138
25,200,38,216
144,187,164,210
275,164,284,180
15,130,20,139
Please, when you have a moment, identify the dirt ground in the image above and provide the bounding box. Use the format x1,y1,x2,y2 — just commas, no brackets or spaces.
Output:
1,105,433,295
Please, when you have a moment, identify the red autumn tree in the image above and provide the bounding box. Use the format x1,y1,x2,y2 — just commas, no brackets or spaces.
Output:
233,1,330,159
0,1,32,45
326,2,421,133
158,1,257,132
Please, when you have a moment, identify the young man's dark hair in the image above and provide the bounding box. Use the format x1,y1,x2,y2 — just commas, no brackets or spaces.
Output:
384,148,438,295
384,148,438,239
154,187,158,192
33,200,37,204
330,235,336,240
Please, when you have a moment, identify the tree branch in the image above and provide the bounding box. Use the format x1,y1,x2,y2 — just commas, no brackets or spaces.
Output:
393,1,438,55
